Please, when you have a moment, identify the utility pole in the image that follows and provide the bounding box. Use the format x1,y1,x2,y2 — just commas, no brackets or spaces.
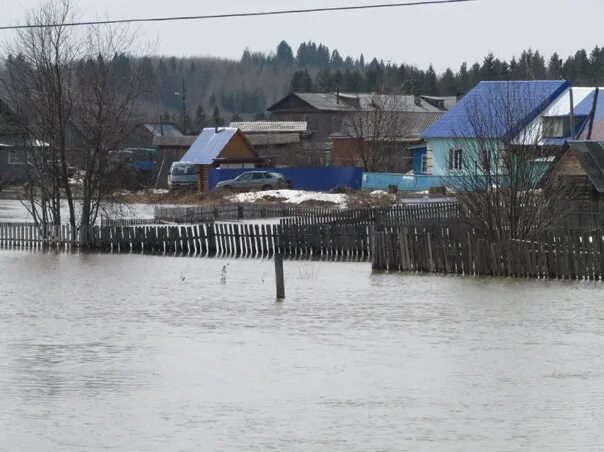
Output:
175,78,188,134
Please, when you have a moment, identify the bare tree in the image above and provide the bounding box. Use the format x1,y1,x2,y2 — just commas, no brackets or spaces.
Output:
339,88,417,172
447,83,569,240
0,0,144,245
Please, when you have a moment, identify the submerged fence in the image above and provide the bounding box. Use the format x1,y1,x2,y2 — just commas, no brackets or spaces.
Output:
7,200,604,280
373,226,604,280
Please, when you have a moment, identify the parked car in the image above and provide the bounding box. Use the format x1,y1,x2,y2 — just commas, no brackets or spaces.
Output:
215,171,292,191
168,162,199,189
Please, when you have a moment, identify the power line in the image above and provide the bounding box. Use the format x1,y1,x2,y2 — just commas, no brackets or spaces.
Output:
0,0,476,31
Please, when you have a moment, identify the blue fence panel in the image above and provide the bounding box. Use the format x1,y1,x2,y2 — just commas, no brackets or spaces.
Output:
208,167,363,191
362,173,514,192
362,173,455,192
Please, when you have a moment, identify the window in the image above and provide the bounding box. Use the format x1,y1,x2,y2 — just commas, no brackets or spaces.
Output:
542,117,565,138
448,148,463,171
237,173,252,181
252,173,264,180
8,149,24,165
421,154,428,174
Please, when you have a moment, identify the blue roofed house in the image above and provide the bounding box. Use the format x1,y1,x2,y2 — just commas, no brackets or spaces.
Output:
420,81,569,185
180,127,263,190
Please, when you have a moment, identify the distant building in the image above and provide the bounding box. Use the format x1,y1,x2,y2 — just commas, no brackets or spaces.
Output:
180,127,264,191
551,141,604,200
0,100,29,185
127,122,183,147
229,121,312,166
267,92,447,145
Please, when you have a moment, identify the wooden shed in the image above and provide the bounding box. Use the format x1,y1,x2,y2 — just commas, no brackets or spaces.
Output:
551,141,604,199
180,127,264,191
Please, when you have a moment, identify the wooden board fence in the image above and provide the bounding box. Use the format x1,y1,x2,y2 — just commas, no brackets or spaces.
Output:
373,226,604,280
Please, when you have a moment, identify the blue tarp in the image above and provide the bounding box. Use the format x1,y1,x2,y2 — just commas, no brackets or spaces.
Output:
208,167,363,191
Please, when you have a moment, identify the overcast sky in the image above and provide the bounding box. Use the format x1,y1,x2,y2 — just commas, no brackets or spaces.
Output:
2,0,603,72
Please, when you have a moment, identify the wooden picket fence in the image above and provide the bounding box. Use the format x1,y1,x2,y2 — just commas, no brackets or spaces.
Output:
153,203,343,224
373,226,604,280
0,222,77,249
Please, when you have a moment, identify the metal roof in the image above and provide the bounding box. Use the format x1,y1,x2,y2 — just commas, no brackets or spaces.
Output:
268,92,443,113
180,127,243,165
143,123,183,137
230,121,308,133
152,135,197,147
567,140,604,193
421,81,569,141
246,133,300,146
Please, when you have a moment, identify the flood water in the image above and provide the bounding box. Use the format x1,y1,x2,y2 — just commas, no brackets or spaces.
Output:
1,248,604,452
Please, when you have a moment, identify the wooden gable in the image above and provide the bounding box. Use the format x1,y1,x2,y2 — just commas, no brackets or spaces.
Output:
217,130,257,159
267,94,318,113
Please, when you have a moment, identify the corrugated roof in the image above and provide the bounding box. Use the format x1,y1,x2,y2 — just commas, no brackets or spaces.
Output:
269,92,443,113
153,135,197,147
230,121,307,133
421,81,569,140
246,133,300,146
568,140,604,193
180,127,240,165
144,123,183,137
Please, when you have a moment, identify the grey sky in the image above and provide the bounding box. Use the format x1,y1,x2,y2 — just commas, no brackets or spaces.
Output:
3,0,603,72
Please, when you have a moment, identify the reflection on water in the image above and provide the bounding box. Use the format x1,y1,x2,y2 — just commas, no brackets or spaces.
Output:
1,251,604,451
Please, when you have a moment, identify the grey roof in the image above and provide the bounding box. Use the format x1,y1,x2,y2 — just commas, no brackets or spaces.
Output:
246,133,300,146
334,111,444,141
180,127,254,165
230,121,307,133
420,95,459,111
567,140,604,193
143,123,183,137
152,135,197,147
269,92,443,113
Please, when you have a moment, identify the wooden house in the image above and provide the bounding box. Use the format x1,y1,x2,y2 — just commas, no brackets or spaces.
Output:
230,121,314,166
180,127,264,191
551,141,604,199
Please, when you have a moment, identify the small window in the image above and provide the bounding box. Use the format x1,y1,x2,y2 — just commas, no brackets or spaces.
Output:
421,154,428,174
448,148,463,171
8,149,24,165
252,173,264,180
238,173,252,181
542,117,569,138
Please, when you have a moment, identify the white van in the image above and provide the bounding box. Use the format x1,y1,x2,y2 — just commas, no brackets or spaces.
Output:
168,162,199,189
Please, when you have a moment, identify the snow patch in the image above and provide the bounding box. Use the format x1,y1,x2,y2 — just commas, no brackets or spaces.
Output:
227,190,349,207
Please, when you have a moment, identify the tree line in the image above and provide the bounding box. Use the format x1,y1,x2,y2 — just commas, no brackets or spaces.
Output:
4,38,603,130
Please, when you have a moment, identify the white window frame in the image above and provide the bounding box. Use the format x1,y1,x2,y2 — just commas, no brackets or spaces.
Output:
421,153,428,174
448,148,463,171
7,149,25,165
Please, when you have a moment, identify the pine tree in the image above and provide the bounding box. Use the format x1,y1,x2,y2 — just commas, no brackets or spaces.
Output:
440,68,457,95
290,70,314,92
275,41,294,66
212,105,225,127
547,53,563,79
422,65,438,95
194,105,207,130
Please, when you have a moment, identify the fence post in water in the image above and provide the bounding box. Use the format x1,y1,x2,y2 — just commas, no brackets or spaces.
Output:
274,252,285,300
